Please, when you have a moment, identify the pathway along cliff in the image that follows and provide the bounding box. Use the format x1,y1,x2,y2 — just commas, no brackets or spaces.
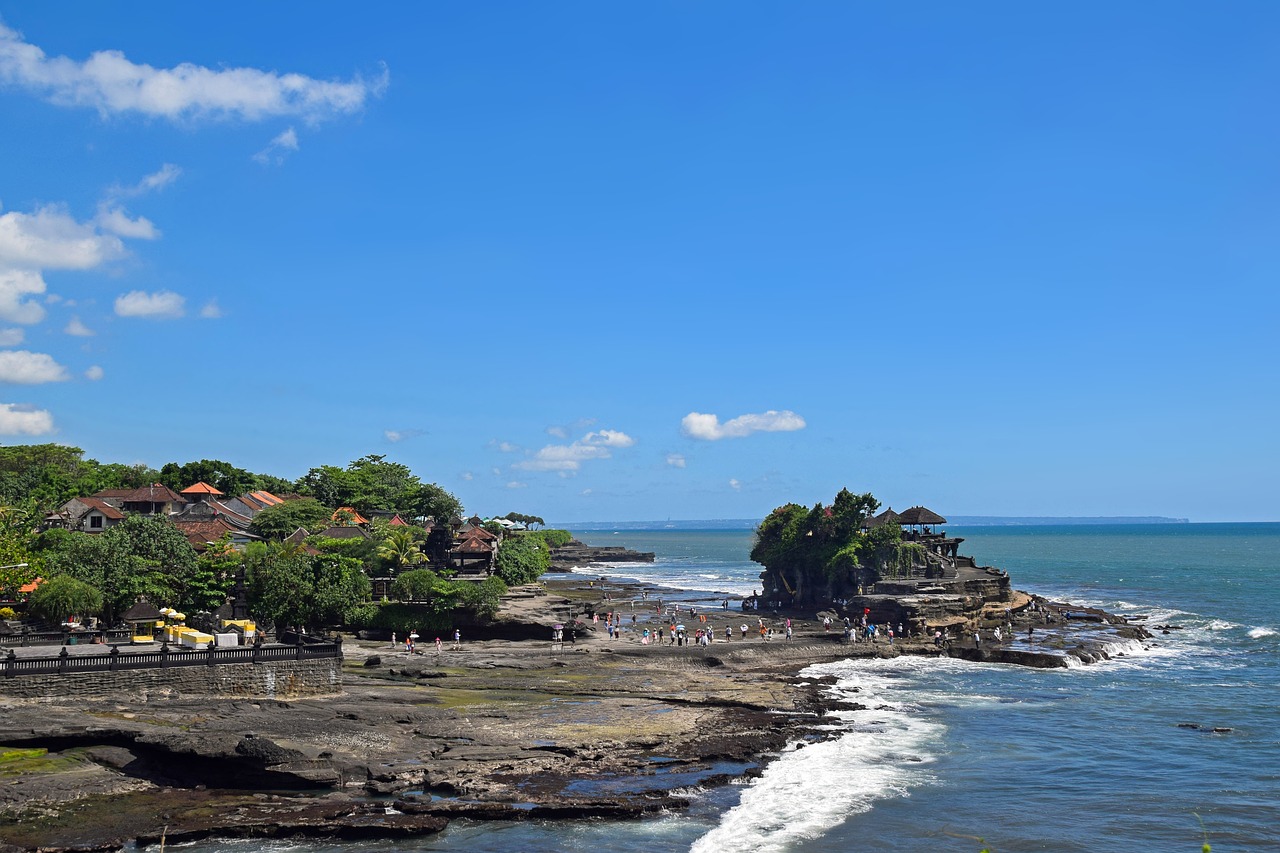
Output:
0,571,1153,853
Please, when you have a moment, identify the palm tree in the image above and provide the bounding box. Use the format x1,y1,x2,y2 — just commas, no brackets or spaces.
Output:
377,529,426,573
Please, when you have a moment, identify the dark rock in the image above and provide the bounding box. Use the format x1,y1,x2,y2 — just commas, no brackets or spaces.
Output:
364,656,382,667
235,734,305,765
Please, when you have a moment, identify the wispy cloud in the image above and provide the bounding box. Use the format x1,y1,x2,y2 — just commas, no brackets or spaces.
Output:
0,328,23,346
666,453,686,468
114,289,185,318
514,429,636,473
116,163,182,197
729,478,742,491
0,22,386,124
384,428,425,443
506,481,528,489
199,299,223,319
0,350,69,384
64,315,94,336
84,365,103,381
253,126,299,165
0,402,53,435
681,410,806,441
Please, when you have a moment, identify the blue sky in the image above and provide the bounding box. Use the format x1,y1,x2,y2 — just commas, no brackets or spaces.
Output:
1,3,1277,522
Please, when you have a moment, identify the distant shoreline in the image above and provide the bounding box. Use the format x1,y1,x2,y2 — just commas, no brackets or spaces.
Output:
556,516,1194,530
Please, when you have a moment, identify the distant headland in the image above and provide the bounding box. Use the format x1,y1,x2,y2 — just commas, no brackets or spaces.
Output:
558,515,1190,530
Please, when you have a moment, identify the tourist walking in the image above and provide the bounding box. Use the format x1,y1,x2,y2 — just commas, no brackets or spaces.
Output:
453,628,462,650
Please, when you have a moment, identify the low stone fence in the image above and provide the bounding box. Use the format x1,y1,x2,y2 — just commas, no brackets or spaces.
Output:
0,639,344,701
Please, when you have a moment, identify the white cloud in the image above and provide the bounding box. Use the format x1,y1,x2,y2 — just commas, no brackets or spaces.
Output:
94,204,159,239
199,299,223,319
84,364,104,381
0,205,127,270
0,350,70,383
581,488,593,496
681,409,807,441
491,467,502,476
506,481,528,489
384,428,425,443
546,425,567,438
0,202,156,326
729,478,742,491
494,441,520,453
0,328,23,346
515,427,635,472
514,443,610,472
253,126,300,165
581,429,635,448
461,471,474,481
0,402,54,435
64,315,94,336
0,270,46,324
666,453,686,468
114,289,185,318
0,22,386,123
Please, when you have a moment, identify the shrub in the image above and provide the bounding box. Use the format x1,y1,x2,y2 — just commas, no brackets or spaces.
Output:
528,529,573,549
0,606,16,620
493,534,550,586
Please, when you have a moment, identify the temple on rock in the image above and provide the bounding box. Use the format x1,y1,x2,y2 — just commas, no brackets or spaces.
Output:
753,492,1012,636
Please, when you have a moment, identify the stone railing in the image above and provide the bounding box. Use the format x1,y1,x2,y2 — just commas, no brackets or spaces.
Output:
2,638,342,678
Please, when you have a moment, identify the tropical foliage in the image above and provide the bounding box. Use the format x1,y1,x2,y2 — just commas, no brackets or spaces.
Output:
492,533,551,586
752,488,921,605
27,575,103,622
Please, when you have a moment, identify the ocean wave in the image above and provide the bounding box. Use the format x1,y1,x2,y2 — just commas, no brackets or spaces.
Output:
1248,626,1276,639
690,660,943,853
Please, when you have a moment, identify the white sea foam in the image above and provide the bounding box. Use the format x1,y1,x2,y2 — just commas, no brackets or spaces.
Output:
1248,626,1276,639
690,660,943,853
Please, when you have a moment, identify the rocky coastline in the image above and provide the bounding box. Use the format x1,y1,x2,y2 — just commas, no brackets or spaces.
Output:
0,574,1154,852
548,539,656,570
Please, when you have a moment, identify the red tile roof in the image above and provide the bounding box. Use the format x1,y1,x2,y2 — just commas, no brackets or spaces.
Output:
117,481,185,502
182,482,224,496
80,497,125,520
332,507,369,525
455,535,493,553
172,517,253,550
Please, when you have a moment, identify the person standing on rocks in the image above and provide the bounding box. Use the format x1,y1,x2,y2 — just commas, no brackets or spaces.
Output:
453,628,462,650
391,631,396,650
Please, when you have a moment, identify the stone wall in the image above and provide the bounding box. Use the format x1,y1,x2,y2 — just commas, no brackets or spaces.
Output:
0,658,342,702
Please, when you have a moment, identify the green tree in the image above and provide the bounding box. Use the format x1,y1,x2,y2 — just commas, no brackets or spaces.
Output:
409,483,462,523
492,534,550,586
157,459,259,496
377,528,426,572
311,554,372,625
245,544,315,629
41,533,149,623
27,575,103,623
249,498,334,540
391,568,449,602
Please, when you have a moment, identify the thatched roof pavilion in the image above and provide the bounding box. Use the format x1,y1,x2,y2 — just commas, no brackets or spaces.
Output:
897,506,947,528
861,508,902,530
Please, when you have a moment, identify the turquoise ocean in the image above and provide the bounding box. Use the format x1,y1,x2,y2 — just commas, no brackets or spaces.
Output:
180,524,1279,853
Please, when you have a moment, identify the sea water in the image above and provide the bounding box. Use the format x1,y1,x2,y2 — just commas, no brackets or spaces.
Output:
176,524,1280,853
